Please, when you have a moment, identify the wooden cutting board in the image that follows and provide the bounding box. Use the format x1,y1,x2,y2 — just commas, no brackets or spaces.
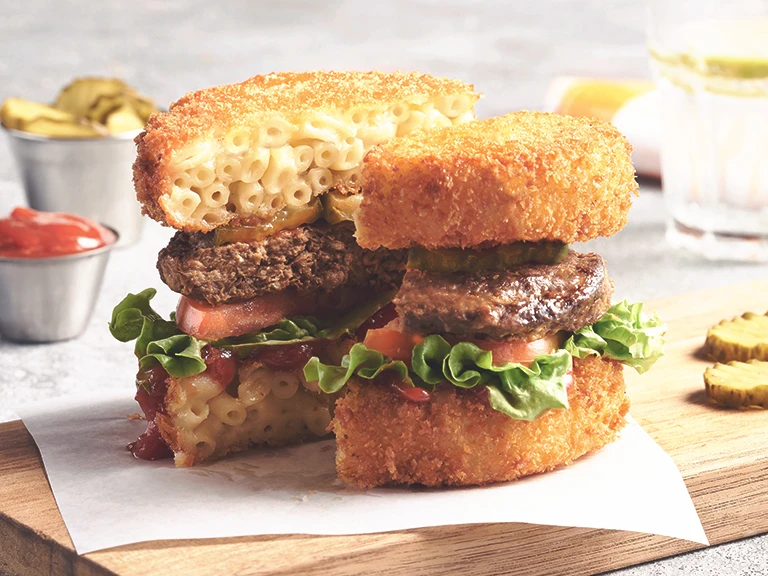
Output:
2,278,768,576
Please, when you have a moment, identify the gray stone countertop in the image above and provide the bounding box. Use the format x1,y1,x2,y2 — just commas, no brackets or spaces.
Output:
0,1,766,573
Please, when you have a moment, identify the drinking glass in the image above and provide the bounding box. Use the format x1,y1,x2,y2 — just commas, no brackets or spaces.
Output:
647,0,768,260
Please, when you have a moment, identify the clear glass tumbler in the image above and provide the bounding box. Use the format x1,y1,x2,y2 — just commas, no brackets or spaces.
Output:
647,0,768,260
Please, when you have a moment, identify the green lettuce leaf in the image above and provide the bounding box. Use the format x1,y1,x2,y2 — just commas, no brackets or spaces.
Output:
110,288,397,379
564,300,666,373
214,317,323,355
142,334,207,377
487,350,572,420
416,335,571,420
109,288,180,358
305,335,572,421
304,343,411,394
411,334,451,386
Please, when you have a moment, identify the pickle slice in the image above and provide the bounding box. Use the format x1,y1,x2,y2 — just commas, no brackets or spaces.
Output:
54,77,128,119
128,93,157,122
105,105,146,134
87,93,128,124
215,198,322,245
0,98,75,130
22,118,104,138
322,190,363,224
704,360,768,409
704,312,768,363
407,242,569,273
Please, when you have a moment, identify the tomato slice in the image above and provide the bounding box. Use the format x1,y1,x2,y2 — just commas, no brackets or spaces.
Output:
355,302,398,340
176,293,304,340
470,333,562,366
363,321,424,361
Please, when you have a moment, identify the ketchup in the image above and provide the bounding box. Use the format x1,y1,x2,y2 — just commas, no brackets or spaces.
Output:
202,346,237,389
134,365,169,421
394,382,432,403
256,341,327,372
129,364,173,461
377,371,432,403
0,206,115,258
355,302,398,340
127,421,173,461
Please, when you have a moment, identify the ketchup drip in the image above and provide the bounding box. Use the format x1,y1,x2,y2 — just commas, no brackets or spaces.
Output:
134,365,168,420
128,365,173,461
355,302,398,341
202,346,237,389
127,421,173,461
256,341,328,372
377,371,432,403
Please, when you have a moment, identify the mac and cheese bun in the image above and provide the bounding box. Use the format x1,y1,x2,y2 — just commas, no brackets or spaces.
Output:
134,71,480,232
355,111,636,251
157,360,336,467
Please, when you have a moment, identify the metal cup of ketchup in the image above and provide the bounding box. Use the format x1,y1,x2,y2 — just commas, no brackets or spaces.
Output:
0,207,118,343
5,129,144,247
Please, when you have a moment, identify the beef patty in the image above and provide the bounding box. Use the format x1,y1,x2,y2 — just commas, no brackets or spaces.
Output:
395,251,612,340
158,222,407,305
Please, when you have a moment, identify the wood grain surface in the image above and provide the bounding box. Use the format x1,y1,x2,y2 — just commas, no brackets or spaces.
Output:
2,279,768,576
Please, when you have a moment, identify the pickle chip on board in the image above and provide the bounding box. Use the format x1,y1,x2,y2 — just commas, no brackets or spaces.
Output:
704,360,768,409
704,311,768,363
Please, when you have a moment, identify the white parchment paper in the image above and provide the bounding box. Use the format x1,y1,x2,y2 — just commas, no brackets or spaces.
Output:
15,392,707,554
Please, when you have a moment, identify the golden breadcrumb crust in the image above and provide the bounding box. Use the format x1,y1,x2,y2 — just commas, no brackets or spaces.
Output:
134,71,478,229
331,355,629,488
355,111,637,249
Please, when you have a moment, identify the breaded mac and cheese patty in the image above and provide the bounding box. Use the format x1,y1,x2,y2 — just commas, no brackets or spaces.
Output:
112,71,481,467
303,112,665,487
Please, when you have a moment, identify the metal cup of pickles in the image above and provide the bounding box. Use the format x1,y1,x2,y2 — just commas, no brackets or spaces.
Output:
0,207,118,343
1,78,157,247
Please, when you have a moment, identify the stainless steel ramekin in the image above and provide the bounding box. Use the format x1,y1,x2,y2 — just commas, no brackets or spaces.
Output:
0,229,118,343
5,128,143,247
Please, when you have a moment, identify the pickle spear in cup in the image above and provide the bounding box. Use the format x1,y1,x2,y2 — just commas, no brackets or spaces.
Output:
0,77,155,137
1,77,158,246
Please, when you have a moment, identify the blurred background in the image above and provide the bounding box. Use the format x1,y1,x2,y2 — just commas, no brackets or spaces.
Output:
0,0,648,202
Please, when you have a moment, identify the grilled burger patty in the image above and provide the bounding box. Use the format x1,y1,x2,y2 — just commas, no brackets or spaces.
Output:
158,222,407,305
395,250,612,340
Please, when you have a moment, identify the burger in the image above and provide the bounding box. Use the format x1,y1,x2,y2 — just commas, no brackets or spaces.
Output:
304,111,666,487
109,71,480,466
